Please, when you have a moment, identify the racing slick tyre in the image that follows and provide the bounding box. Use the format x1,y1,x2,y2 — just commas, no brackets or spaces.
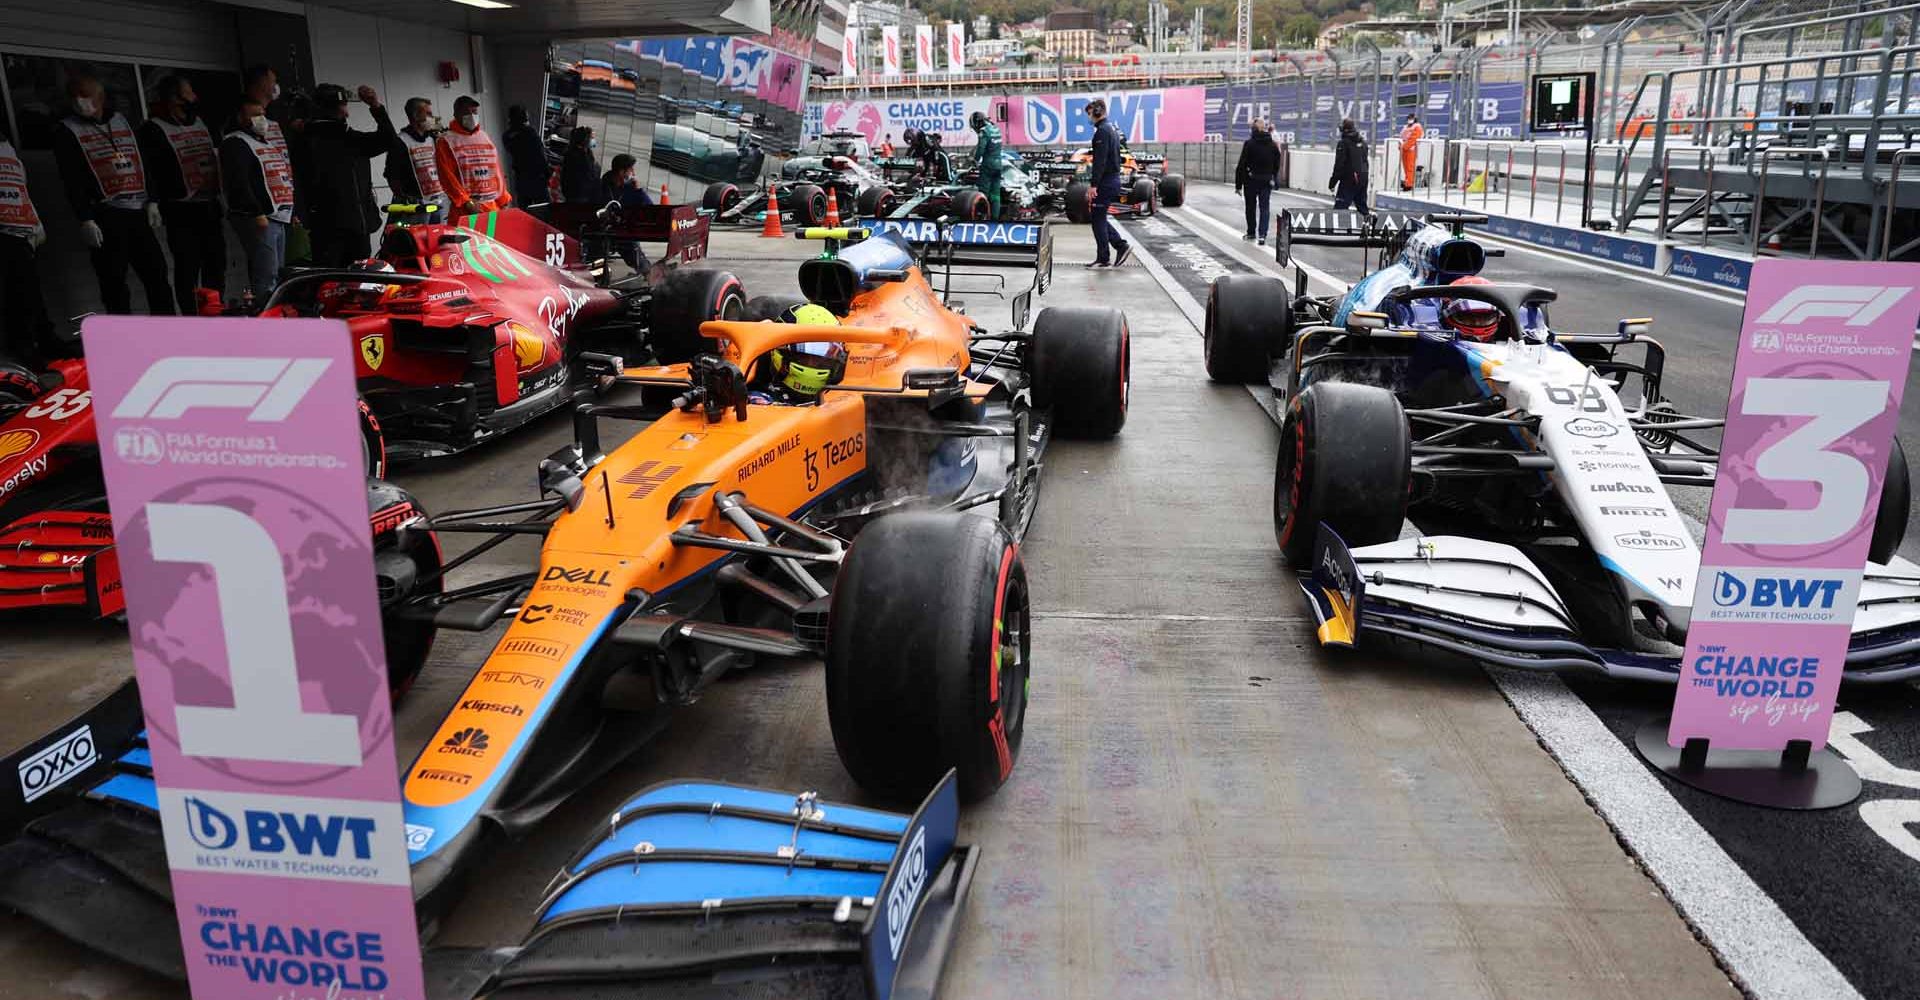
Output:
1030,306,1128,439
787,183,829,227
1205,274,1290,383
368,480,441,697
701,181,742,214
826,512,1030,802
856,186,899,219
742,294,807,321
1064,181,1093,224
1158,173,1187,207
648,267,747,363
1274,382,1410,565
357,398,386,480
1130,177,1158,215
1870,436,1910,564
951,188,990,221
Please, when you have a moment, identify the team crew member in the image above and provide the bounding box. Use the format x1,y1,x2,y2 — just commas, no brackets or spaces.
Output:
968,111,1006,219
386,97,447,215
502,104,548,209
435,96,511,216
1398,113,1423,191
51,75,173,315
1234,119,1281,245
1085,99,1131,270
297,83,396,267
222,98,297,299
879,133,896,157
0,133,53,362
137,75,226,312
1329,118,1370,213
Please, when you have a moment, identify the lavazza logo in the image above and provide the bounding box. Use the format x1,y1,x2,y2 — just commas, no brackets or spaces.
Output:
18,725,97,803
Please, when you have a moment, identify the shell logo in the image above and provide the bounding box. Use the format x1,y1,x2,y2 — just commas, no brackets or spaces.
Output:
509,323,546,371
0,428,39,465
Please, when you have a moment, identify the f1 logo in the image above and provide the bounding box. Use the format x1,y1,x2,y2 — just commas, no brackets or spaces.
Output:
113,357,331,421
1755,285,1911,327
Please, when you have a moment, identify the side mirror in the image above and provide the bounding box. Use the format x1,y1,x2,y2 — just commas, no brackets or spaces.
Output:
1618,317,1652,338
539,445,587,512
904,367,962,390
578,351,624,378
1346,310,1390,332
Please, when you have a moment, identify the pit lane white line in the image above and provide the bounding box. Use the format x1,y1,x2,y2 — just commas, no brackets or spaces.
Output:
1124,211,1865,1000
1166,206,1350,293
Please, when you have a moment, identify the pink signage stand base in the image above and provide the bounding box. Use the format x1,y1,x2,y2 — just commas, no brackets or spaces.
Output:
1633,719,1862,810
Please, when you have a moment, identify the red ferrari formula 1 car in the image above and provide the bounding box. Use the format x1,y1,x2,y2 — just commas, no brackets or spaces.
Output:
262,203,745,462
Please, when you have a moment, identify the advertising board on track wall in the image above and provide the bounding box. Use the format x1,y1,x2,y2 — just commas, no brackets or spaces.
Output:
84,317,426,1000
807,87,1208,147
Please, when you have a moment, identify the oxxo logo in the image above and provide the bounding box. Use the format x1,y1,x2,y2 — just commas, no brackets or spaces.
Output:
112,357,332,421
183,796,377,859
885,826,928,959
1755,285,1910,327
1712,570,1845,610
18,725,97,802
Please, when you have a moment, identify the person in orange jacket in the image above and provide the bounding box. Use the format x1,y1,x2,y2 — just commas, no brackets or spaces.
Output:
434,95,511,216
1398,113,1423,191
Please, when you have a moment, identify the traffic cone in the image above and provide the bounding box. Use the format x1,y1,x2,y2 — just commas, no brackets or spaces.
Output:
824,188,841,227
660,182,670,205
761,187,785,238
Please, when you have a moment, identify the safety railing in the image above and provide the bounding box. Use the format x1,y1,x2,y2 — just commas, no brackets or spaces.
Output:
1750,147,1831,257
1656,146,1719,243
1883,149,1920,261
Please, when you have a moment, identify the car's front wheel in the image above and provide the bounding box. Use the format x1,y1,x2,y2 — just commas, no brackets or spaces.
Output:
367,480,441,698
1275,382,1409,565
826,513,1030,802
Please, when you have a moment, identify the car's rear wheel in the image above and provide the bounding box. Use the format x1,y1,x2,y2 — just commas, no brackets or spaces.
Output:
702,181,741,214
648,268,746,362
1158,173,1187,207
1064,181,1092,223
367,481,441,698
787,183,828,227
1030,306,1128,439
1130,177,1157,214
1274,382,1409,565
856,186,898,219
1871,436,1910,564
951,187,989,220
1205,274,1289,383
826,513,1029,802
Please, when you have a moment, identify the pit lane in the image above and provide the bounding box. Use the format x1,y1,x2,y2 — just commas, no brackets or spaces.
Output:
1156,180,1920,1000
0,222,1756,999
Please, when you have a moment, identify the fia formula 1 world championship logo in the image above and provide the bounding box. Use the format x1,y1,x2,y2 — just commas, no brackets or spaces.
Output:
112,357,331,421
1756,285,1912,327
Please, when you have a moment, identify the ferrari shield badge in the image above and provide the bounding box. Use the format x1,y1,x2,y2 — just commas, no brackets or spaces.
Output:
360,332,386,370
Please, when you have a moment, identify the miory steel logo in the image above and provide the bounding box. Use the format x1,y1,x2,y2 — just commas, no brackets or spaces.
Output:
113,357,332,421
1755,285,1912,327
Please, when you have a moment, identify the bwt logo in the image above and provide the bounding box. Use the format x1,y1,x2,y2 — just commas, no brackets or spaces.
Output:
183,796,377,859
1755,285,1911,327
885,826,928,960
1712,570,1845,610
113,357,332,421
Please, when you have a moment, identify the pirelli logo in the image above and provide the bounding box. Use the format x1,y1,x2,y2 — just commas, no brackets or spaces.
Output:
619,460,682,500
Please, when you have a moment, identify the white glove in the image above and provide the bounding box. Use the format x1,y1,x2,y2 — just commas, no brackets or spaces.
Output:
146,202,162,229
79,220,104,249
29,223,46,248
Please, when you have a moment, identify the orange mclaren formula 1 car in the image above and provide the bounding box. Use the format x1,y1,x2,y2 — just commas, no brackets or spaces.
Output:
1028,143,1189,222
0,222,1126,981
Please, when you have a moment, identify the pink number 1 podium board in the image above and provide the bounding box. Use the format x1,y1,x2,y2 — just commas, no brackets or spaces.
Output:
83,316,427,999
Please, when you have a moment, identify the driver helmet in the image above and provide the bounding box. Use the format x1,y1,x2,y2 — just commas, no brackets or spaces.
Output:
902,127,922,146
970,111,989,131
0,361,43,405
1443,276,1502,342
771,303,849,396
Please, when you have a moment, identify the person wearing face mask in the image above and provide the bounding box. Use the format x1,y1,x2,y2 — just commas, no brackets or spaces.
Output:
297,83,397,267
51,74,174,315
242,64,286,125
0,128,54,363
435,96,511,216
386,97,447,216
221,98,297,299
560,126,600,204
502,104,548,210
137,75,226,313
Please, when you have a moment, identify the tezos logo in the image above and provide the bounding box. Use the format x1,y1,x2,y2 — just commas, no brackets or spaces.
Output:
441,727,491,756
183,796,377,859
18,725,97,803
1613,530,1685,551
885,826,928,959
1712,570,1844,610
113,357,331,421
1755,285,1911,327
1562,417,1617,439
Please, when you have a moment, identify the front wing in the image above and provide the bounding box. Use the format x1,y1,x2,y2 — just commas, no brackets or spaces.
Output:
1299,526,1920,684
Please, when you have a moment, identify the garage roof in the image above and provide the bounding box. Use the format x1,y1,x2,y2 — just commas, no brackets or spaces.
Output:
311,0,770,39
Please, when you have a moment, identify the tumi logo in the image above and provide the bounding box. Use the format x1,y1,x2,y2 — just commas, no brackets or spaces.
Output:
480,669,546,690
18,725,97,803
112,357,331,421
1755,285,1910,327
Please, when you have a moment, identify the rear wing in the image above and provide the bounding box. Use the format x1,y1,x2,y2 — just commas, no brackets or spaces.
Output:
859,217,1055,329
544,202,711,269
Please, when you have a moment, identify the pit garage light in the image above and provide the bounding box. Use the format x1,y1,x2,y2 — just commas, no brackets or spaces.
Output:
447,0,513,8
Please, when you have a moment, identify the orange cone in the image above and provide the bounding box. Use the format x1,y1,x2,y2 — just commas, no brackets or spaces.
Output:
824,188,841,227
660,183,670,205
761,187,785,238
